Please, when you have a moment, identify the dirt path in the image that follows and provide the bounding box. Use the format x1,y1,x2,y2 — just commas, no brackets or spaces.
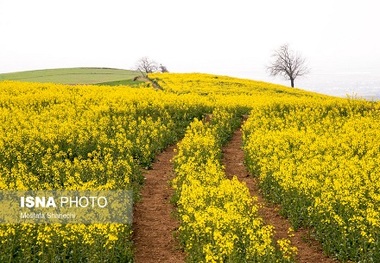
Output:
222,127,337,263
133,144,185,263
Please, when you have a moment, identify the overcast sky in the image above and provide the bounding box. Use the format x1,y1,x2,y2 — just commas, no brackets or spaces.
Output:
1,0,379,94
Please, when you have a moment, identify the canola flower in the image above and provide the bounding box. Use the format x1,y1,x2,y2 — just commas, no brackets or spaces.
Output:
172,108,296,262
243,101,380,262
0,80,210,262
152,73,380,262
2,72,375,262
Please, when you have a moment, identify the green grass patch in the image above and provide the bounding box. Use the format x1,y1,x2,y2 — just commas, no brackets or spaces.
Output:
0,67,140,85
96,79,145,86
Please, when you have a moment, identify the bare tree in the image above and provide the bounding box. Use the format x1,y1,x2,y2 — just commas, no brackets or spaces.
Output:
267,44,310,88
135,57,158,75
159,64,169,73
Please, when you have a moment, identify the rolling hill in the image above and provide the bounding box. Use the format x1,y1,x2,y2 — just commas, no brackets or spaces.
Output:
0,67,142,85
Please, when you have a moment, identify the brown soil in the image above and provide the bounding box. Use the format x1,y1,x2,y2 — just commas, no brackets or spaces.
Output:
132,124,338,263
132,144,185,263
222,127,337,263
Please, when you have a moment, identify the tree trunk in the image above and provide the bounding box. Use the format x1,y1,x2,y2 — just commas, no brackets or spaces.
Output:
290,78,295,88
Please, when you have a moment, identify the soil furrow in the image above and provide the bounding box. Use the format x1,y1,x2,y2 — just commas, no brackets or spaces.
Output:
133,144,185,263
222,127,336,263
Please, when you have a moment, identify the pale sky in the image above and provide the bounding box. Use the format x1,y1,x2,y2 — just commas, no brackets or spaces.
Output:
1,0,379,94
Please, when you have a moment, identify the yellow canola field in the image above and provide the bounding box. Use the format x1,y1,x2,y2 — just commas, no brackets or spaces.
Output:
243,101,380,262
154,73,380,262
1,73,377,262
0,80,209,262
172,108,297,262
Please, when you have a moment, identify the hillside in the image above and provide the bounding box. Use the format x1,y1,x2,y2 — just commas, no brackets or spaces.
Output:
149,72,334,103
0,67,141,85
1,73,379,262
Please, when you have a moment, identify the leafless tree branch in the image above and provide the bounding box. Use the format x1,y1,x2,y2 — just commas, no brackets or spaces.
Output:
135,57,159,75
135,57,169,76
267,44,310,87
